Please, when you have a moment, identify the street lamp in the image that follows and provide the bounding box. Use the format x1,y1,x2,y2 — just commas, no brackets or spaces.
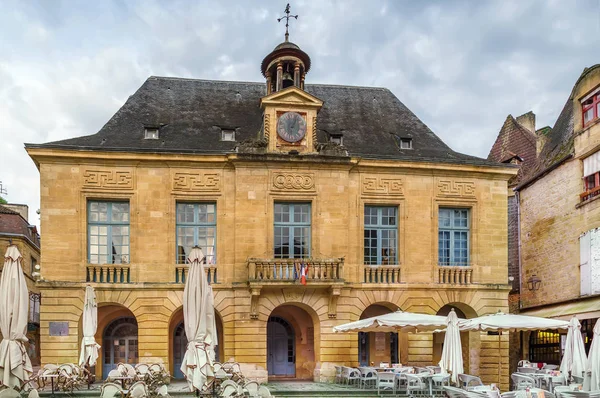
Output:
526,274,542,291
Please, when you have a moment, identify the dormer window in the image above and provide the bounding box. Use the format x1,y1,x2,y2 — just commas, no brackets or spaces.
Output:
400,138,413,149
144,128,159,140
582,89,600,127
330,134,343,145
221,129,236,141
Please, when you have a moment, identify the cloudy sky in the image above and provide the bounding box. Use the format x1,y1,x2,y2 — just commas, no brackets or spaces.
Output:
1,0,599,227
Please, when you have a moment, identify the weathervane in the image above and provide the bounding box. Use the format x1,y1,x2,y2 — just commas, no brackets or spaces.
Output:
277,3,298,42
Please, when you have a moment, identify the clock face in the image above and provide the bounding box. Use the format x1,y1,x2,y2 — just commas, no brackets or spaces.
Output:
277,112,307,143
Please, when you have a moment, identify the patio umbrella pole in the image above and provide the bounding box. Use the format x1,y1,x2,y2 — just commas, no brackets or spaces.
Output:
498,331,502,388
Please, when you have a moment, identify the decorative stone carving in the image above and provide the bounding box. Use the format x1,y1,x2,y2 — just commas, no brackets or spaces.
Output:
361,176,404,196
264,113,270,140
312,116,317,150
436,179,476,198
173,172,221,192
328,287,341,319
83,170,133,190
271,172,315,192
283,289,303,303
250,288,261,320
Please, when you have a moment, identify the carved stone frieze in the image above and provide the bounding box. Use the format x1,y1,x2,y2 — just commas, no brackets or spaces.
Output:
271,172,315,192
436,179,476,198
172,172,221,192
328,287,341,319
264,113,271,140
83,169,133,190
361,176,404,196
312,116,317,150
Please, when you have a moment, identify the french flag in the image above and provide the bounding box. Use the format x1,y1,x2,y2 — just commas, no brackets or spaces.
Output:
300,262,309,285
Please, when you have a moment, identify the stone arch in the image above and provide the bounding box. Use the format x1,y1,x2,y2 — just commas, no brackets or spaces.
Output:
357,303,401,367
94,303,138,380
434,302,479,375
267,302,321,380
168,306,224,378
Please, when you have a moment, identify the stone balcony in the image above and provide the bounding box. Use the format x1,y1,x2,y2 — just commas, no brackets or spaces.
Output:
86,264,131,284
436,264,474,285
175,264,218,284
247,257,345,319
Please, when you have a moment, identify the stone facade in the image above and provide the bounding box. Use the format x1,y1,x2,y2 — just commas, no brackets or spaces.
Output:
27,147,516,387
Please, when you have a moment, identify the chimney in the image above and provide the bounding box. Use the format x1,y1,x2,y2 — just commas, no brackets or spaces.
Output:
3,203,28,221
535,126,552,157
516,111,536,134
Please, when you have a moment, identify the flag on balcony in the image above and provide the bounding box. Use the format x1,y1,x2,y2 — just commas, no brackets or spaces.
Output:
300,262,309,285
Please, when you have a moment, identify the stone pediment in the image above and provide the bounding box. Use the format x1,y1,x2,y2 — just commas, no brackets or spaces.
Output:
260,86,323,109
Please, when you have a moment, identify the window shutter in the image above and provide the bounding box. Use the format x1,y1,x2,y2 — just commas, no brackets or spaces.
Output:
583,151,600,177
590,229,600,295
580,231,591,296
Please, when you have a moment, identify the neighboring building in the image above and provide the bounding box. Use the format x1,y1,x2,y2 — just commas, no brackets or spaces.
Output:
26,32,516,386
0,203,42,366
489,64,600,365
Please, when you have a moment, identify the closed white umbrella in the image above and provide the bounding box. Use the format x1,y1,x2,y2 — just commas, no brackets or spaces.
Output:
180,247,218,392
79,285,101,367
439,309,463,384
333,310,449,333
561,316,587,381
0,245,32,389
586,321,600,391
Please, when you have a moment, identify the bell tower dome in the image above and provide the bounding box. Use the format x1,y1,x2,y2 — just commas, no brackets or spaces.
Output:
261,4,311,94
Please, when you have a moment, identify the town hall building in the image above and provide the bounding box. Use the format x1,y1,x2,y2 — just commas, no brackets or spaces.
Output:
25,23,516,387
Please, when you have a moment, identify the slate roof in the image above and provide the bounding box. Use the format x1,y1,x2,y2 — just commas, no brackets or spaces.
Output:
487,114,538,186
0,205,19,215
26,76,506,168
0,205,40,249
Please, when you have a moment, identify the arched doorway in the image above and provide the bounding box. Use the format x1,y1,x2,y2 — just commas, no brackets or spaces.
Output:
435,303,477,374
358,304,399,366
102,317,138,378
267,316,295,377
169,308,224,379
267,303,319,380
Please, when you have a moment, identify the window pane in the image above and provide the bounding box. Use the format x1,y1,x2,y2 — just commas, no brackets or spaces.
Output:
274,203,311,258
88,201,130,265
438,208,470,266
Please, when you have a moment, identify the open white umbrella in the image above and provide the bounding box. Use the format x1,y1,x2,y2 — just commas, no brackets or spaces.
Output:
459,311,570,388
180,247,218,392
79,285,101,367
333,309,449,333
439,309,463,384
586,321,600,391
561,316,587,381
0,245,33,389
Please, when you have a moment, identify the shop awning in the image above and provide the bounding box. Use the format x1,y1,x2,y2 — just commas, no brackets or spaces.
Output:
521,296,600,320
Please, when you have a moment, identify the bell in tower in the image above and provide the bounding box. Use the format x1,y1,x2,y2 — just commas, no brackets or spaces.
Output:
261,4,311,94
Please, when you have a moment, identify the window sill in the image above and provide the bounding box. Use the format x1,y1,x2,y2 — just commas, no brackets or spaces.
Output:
576,193,600,208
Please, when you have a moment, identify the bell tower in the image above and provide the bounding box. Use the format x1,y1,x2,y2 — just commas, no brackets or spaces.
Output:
261,4,311,95
259,4,322,155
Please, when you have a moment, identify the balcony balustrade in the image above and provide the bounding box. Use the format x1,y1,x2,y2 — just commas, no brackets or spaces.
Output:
175,264,218,284
363,265,401,284
437,264,473,285
247,258,344,286
86,264,131,283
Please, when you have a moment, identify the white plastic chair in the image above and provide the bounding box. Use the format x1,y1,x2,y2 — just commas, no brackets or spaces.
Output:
458,374,484,390
360,367,377,389
427,366,442,374
341,367,361,386
243,381,260,398
444,386,468,398
100,382,124,398
377,371,396,395
518,367,539,374
511,374,536,390
405,373,428,396
257,385,272,397
431,373,451,394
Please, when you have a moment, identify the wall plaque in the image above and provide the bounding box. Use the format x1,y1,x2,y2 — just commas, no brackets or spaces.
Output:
361,176,404,196
49,322,69,336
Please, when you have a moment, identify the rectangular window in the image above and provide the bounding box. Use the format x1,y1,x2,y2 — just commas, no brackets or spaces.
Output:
30,256,37,275
438,208,470,266
364,206,398,265
582,91,600,127
144,128,159,139
582,151,600,202
274,203,311,258
400,138,413,149
88,201,130,264
176,203,216,264
221,129,235,141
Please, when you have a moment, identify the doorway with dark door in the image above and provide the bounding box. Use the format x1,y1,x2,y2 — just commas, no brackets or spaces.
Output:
102,317,138,379
267,316,295,377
